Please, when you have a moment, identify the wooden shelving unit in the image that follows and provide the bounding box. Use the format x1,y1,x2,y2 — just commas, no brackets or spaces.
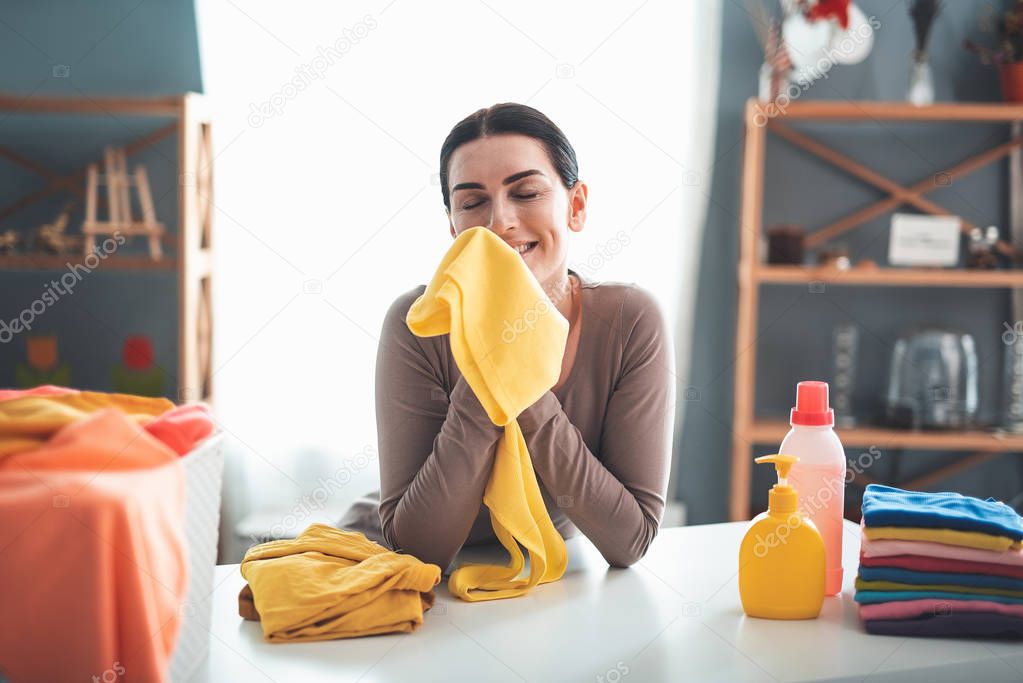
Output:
0,93,213,401
756,264,1023,288
730,99,1023,521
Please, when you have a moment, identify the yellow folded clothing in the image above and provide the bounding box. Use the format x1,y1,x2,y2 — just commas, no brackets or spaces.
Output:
855,577,1023,599
862,525,1023,553
239,523,441,642
406,226,570,602
0,391,174,457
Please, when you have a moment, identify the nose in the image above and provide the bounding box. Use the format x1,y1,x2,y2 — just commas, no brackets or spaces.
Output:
487,197,516,236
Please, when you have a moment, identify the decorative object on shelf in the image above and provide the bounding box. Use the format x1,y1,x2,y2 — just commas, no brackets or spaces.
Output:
766,224,805,264
816,242,851,270
745,0,791,103
887,213,961,267
965,1,1023,102
803,0,850,27
761,19,795,102
832,323,859,428
0,229,19,253
82,146,164,261
1002,326,1023,433
34,202,81,254
15,335,71,388
966,225,1001,269
777,0,874,88
821,1,874,66
885,327,979,430
907,1,942,106
111,334,166,397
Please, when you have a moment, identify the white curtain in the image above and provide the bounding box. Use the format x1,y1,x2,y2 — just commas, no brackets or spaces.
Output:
195,0,721,561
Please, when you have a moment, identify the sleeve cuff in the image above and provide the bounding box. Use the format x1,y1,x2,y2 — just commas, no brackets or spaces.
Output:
517,391,561,433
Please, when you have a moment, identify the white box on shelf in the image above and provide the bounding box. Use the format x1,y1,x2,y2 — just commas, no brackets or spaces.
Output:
887,213,961,266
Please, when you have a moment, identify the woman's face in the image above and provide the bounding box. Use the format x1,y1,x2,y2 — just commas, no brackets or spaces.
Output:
446,133,586,287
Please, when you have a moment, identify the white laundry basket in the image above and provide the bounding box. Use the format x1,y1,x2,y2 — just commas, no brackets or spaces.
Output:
167,431,225,683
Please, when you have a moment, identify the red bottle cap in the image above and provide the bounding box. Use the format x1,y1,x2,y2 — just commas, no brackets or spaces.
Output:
790,380,834,426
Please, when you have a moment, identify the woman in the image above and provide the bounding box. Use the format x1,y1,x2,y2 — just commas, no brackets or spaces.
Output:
340,102,675,572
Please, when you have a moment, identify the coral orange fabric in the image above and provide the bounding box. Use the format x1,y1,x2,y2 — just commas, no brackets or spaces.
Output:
145,403,215,456
0,402,188,683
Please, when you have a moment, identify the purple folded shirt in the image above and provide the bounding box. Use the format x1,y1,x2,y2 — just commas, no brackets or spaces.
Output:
864,612,1023,639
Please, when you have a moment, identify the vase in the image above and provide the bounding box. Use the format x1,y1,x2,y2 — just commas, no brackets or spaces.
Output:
1002,329,1023,432
907,54,934,106
999,63,1023,103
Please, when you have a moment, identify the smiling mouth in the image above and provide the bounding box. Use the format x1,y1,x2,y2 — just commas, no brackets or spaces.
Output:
511,241,539,256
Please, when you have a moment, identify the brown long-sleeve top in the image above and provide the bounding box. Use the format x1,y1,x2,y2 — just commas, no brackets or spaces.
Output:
340,268,675,573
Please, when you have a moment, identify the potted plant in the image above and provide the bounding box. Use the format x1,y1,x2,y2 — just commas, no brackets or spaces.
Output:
965,1,1023,102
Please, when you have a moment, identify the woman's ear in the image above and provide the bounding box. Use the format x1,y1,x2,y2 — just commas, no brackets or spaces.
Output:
567,181,588,234
448,214,456,239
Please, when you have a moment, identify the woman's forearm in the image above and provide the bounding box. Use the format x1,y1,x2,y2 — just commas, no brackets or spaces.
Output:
378,375,503,570
519,392,671,568
517,288,675,568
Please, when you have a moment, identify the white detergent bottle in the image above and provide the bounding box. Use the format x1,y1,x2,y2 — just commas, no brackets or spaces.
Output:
778,380,846,596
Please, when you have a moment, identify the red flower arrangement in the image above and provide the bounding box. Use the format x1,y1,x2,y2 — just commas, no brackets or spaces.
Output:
803,0,851,29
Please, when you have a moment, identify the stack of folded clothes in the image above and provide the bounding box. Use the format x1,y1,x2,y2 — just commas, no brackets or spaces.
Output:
855,484,1023,639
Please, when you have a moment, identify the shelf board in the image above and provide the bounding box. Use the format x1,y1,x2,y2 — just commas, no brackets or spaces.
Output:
755,265,1023,288
756,99,1023,122
0,253,176,272
749,419,1023,452
0,92,183,117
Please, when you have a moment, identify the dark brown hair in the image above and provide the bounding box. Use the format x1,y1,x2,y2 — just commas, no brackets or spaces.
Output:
439,102,579,212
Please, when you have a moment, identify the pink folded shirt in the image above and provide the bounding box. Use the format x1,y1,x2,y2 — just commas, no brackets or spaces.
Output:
859,551,1023,580
859,597,1023,621
860,534,1023,567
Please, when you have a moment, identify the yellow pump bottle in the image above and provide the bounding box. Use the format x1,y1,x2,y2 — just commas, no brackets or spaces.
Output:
738,454,826,619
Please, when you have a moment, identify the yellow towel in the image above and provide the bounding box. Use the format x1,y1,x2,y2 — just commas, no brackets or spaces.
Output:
863,525,1023,553
406,226,570,602
0,391,174,457
239,523,441,642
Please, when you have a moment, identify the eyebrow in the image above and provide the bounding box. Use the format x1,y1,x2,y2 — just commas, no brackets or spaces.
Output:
451,169,547,193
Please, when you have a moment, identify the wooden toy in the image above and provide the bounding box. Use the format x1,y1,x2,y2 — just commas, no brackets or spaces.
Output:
82,146,164,260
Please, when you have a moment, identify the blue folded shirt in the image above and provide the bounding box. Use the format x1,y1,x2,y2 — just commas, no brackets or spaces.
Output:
861,484,1023,541
859,566,1023,592
854,590,1023,605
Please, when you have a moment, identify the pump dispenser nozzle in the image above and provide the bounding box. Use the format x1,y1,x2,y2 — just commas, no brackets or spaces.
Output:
754,454,800,514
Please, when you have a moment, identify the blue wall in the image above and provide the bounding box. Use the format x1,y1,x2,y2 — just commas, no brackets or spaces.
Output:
0,1,202,396
680,0,1023,522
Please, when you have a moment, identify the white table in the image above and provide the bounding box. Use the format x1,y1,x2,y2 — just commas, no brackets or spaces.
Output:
189,520,1023,683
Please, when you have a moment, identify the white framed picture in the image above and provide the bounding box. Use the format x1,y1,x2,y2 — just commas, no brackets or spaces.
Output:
888,213,961,267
